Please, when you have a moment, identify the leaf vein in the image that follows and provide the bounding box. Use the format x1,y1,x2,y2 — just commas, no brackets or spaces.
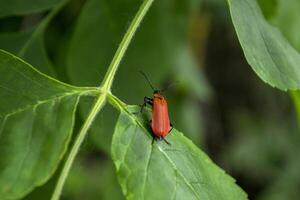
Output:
9,107,36,191
2,91,83,117
158,146,201,200
142,138,153,200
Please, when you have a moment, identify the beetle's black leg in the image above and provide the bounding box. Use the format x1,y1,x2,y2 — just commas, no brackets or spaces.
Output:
168,123,173,133
140,96,153,113
158,136,171,145
163,138,171,145
151,137,155,145
133,97,153,115
151,136,171,145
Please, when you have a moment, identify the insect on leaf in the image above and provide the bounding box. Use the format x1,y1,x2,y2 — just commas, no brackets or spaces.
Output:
111,106,247,200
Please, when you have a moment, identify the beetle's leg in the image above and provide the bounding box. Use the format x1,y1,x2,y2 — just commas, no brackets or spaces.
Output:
144,96,153,106
158,136,171,145
168,123,173,133
133,97,153,115
140,96,153,113
152,136,171,145
151,137,155,145
163,138,171,145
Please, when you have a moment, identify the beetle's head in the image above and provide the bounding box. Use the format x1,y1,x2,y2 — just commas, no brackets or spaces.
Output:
139,71,177,95
153,92,164,99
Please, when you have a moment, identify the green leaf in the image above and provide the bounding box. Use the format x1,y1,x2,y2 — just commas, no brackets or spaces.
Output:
111,106,247,200
0,50,96,199
227,0,300,90
0,0,61,18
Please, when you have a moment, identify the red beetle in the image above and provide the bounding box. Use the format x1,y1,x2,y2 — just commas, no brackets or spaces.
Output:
139,72,173,144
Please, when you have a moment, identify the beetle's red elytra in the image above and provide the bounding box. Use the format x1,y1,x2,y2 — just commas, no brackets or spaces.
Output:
139,71,173,144
151,92,171,138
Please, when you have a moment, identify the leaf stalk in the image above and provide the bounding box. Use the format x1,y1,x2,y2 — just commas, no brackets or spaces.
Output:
51,0,155,199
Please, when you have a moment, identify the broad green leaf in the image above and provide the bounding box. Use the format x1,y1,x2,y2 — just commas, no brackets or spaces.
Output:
0,50,95,199
0,0,61,18
67,0,210,152
111,106,247,200
227,0,300,90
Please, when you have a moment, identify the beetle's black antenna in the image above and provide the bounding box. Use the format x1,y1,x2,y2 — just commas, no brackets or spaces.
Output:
139,71,156,91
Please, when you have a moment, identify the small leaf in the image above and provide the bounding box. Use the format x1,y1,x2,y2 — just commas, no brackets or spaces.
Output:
227,0,300,90
0,50,95,199
111,106,247,200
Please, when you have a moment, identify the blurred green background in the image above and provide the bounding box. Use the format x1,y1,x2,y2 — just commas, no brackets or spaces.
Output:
0,0,299,199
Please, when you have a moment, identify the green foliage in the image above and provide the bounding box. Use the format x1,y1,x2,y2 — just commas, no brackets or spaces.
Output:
223,112,300,200
0,0,61,18
0,50,96,199
227,0,300,90
111,105,247,200
3,0,300,199
67,0,210,152
0,0,69,77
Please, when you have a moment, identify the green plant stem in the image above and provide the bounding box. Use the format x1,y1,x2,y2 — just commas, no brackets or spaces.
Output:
101,0,155,91
51,94,106,200
51,0,155,199
290,91,300,131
